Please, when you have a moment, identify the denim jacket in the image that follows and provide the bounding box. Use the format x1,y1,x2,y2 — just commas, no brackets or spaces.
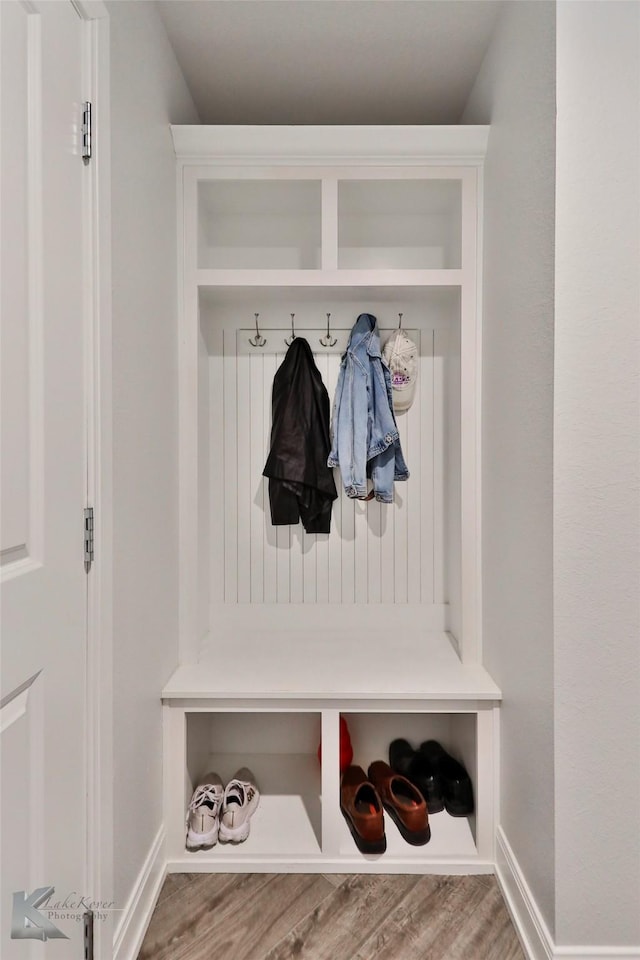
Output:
328,314,409,503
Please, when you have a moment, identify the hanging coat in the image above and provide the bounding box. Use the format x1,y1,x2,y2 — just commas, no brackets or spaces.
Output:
263,337,338,534
328,313,409,503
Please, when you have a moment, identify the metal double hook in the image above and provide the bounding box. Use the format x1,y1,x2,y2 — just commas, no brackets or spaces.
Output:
398,312,403,329
284,313,296,346
319,313,337,347
249,313,266,347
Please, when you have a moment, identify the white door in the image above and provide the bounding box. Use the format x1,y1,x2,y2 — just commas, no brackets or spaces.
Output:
1,1,89,953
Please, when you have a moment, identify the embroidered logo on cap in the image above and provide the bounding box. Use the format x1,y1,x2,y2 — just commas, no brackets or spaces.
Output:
383,329,418,412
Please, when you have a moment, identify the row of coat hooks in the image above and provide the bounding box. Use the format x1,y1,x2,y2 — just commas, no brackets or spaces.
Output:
249,312,405,348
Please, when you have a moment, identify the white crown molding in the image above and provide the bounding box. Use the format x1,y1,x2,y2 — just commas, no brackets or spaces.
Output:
170,124,489,165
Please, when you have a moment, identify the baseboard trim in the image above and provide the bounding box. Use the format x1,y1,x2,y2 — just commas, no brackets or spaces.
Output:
495,826,554,960
496,827,640,960
113,825,166,960
554,951,640,959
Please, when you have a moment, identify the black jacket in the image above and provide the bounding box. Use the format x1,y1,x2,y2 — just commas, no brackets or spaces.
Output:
263,338,337,534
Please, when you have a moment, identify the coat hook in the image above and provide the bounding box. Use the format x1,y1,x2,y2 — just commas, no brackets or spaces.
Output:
249,312,266,347
398,312,403,330
284,313,296,346
320,312,337,347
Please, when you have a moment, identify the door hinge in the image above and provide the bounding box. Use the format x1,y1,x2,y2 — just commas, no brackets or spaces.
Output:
83,910,94,960
84,507,94,572
82,101,92,165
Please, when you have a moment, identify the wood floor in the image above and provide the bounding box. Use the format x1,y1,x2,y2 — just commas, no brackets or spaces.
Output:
138,873,526,960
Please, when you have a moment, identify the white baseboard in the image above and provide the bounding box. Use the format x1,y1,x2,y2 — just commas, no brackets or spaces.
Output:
554,951,640,959
496,827,640,960
113,826,166,960
495,826,554,960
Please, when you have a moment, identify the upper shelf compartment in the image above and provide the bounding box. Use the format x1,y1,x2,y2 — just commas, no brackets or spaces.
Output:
338,179,462,270
177,124,489,289
197,177,463,276
198,179,322,270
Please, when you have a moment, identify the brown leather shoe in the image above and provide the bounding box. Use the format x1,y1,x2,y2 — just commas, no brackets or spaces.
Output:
368,760,431,845
340,765,386,854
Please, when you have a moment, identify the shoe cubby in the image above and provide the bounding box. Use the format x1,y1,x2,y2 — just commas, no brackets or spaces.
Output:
164,700,498,872
338,712,481,862
165,126,501,875
169,710,323,865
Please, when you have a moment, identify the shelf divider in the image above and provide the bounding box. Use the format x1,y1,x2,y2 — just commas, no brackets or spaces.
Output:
321,179,338,270
320,709,341,856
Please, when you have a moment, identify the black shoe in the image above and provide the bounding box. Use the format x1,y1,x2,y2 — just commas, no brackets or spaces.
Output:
388,738,445,814
418,740,474,817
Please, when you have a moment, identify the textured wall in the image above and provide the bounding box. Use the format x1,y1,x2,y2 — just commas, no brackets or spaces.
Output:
108,0,198,915
554,1,640,945
462,0,557,934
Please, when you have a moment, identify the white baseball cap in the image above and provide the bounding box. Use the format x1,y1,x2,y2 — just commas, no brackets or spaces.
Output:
383,329,418,413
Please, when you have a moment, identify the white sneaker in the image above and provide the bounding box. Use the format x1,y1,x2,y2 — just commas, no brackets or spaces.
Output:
186,772,223,850
218,767,260,844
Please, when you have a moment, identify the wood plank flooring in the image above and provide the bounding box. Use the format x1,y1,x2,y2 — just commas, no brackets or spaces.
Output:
138,874,526,960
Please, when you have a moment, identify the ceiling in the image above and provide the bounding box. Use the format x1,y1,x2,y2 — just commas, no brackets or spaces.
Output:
156,1,503,125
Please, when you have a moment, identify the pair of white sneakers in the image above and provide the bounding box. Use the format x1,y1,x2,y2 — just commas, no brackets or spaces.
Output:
186,767,259,850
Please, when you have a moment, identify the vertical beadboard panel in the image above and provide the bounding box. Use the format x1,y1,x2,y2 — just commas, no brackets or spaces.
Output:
290,530,304,602
341,495,356,604
302,528,317,602
288,349,304,603
394,402,409,604
276,522,291,601
222,329,238,602
263,350,278,602
250,350,265,602
326,351,343,603
314,351,330,604
354,497,369,602
216,322,448,606
236,332,251,602
406,329,422,604
380,326,412,603
420,329,435,604
379,478,396,605
274,347,292,603
367,498,383,603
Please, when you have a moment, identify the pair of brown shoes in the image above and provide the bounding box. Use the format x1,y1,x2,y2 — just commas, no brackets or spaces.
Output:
340,762,431,854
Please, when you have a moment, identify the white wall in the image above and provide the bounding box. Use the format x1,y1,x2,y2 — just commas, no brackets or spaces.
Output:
554,1,640,946
108,0,198,914
463,0,557,935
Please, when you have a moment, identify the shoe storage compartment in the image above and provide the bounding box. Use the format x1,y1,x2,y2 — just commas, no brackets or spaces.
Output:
164,700,498,872
169,709,323,865
167,126,500,874
338,712,480,861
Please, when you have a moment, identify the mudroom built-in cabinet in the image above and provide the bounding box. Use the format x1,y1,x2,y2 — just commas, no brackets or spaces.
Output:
162,125,501,873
